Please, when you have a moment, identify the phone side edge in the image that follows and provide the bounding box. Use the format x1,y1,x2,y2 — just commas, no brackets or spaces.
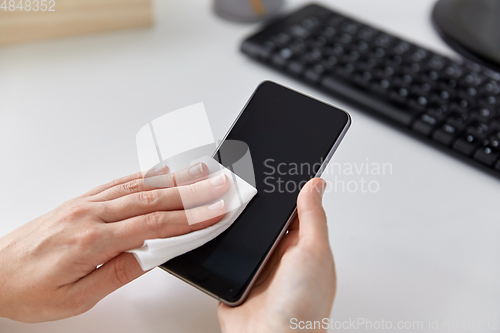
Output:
222,109,352,306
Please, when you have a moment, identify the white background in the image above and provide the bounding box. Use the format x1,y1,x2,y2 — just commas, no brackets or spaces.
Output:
0,0,499,332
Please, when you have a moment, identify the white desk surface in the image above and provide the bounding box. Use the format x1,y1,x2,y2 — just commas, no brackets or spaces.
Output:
1,0,499,332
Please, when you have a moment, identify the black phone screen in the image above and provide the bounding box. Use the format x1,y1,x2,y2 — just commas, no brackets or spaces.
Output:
161,81,350,303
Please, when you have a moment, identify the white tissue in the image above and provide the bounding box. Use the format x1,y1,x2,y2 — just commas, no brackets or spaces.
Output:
128,157,257,271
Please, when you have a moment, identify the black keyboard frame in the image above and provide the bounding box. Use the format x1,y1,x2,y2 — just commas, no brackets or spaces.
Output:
241,3,500,179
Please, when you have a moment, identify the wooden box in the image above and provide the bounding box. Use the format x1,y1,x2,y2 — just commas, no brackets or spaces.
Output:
0,0,153,46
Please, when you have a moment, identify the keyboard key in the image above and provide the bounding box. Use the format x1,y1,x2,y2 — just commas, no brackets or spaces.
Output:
322,26,338,39
341,21,361,34
359,58,382,71
302,17,320,29
417,96,429,106
445,79,458,89
466,122,489,140
279,48,293,59
305,64,326,83
446,111,470,131
412,114,438,136
289,40,307,55
453,134,480,156
310,48,324,61
322,75,419,125
356,40,370,53
465,71,487,86
339,63,356,75
427,55,447,70
438,88,455,101
322,55,339,70
402,74,415,84
456,96,476,109
290,25,310,38
371,78,391,94
327,15,345,27
422,70,440,82
389,88,409,104
473,107,497,122
330,44,344,56
272,54,288,67
411,48,428,62
394,41,411,54
288,60,306,75
374,34,393,48
263,40,276,52
479,96,498,108
390,55,404,65
339,33,353,44
312,36,328,47
273,33,291,46
427,101,450,121
433,124,459,146
358,26,376,40
444,64,464,78
474,146,500,166
490,132,500,147
373,47,386,58
484,80,500,94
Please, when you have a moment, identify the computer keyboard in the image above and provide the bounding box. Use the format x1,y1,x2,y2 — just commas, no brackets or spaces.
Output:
241,4,500,176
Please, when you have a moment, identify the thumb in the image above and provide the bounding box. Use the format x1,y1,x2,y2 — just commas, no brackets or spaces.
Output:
297,178,329,245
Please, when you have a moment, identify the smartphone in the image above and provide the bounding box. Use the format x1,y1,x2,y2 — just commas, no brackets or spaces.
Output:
160,81,351,305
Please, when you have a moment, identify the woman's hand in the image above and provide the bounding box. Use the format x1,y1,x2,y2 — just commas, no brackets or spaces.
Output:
0,163,229,323
218,178,336,333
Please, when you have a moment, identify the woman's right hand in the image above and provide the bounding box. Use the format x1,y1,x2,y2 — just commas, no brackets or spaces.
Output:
0,163,229,323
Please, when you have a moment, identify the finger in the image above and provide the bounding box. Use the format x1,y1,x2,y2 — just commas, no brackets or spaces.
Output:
296,178,329,245
89,163,209,202
144,162,208,188
80,171,145,198
79,165,171,198
105,200,227,253
99,173,229,222
76,253,146,307
287,213,299,232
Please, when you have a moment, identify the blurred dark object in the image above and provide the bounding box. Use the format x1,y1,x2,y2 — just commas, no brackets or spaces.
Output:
432,0,500,71
214,0,284,23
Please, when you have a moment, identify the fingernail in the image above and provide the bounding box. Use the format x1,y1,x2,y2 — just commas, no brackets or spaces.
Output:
210,173,226,187
208,199,224,211
316,179,326,198
154,164,169,175
189,163,204,176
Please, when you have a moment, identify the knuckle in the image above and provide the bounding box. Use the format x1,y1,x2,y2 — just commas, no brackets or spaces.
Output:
130,172,143,181
186,183,198,196
64,201,91,221
138,190,159,205
75,226,102,250
119,179,141,193
178,184,197,208
104,179,120,189
144,212,164,233
164,173,175,185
